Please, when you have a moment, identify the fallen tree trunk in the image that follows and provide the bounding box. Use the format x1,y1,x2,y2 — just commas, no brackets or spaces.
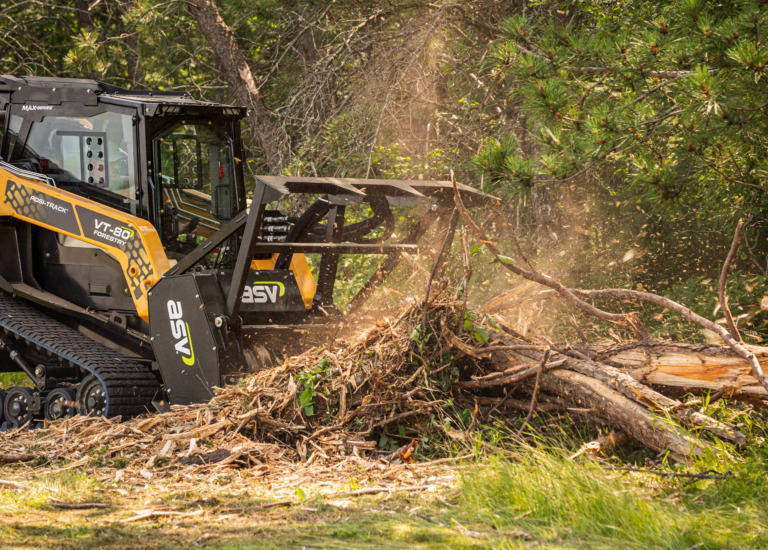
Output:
538,368,711,460
476,339,748,445
451,335,750,455
554,353,746,445
592,342,768,399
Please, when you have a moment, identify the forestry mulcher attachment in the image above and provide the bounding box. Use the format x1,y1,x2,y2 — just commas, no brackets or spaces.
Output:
0,75,489,427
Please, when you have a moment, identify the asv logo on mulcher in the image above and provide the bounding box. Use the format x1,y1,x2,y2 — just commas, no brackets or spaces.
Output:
167,300,195,366
242,281,285,304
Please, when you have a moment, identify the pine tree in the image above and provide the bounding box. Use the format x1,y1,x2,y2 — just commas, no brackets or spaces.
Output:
477,0,768,225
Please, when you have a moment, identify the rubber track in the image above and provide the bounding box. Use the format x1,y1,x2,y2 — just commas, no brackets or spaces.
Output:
0,293,159,418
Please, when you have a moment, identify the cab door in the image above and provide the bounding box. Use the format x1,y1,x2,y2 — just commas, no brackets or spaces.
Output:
0,94,11,159
151,120,237,260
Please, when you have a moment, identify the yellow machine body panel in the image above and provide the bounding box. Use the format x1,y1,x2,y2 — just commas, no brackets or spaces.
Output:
0,168,172,321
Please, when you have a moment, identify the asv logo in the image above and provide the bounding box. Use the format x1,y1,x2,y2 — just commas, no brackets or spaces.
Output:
167,300,195,366
242,281,285,304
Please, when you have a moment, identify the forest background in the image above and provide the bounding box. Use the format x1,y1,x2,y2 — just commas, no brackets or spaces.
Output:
2,0,768,340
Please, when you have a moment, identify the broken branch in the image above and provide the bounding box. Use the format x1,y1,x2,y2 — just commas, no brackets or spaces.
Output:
719,218,744,342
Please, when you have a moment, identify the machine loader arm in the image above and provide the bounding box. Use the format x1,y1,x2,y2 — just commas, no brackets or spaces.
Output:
0,160,171,321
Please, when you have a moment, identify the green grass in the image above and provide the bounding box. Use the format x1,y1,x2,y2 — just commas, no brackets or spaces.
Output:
2,405,768,549
454,439,768,549
0,372,33,388
0,491,479,549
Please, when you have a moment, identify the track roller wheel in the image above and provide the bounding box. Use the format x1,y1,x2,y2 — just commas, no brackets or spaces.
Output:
0,389,6,423
4,387,33,427
45,388,77,421
76,375,108,417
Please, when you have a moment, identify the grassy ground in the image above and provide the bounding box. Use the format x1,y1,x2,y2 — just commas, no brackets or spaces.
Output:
1,428,767,550
0,483,476,550
0,399,764,549
0,499,471,549
460,444,768,549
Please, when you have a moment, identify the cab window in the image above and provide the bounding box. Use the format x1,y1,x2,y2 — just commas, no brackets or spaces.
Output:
5,113,21,161
0,102,6,155
10,111,137,214
155,122,236,256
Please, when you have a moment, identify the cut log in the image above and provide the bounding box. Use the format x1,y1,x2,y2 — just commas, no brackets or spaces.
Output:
481,344,747,447
538,369,711,460
595,343,768,398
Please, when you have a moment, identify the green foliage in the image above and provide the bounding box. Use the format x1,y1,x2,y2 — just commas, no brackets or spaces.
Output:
462,312,489,343
296,356,332,417
409,323,428,353
471,136,534,193
465,0,768,338
481,2,768,212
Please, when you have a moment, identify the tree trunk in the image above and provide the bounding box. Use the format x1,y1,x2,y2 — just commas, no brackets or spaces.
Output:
188,0,286,173
74,0,94,31
460,336,751,455
551,353,746,445
592,342,768,399
538,369,711,460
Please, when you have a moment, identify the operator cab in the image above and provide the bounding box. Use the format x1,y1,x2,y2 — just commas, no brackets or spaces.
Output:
152,118,238,259
0,76,247,248
0,76,247,321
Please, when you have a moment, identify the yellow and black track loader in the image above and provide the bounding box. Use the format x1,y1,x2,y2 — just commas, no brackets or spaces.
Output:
0,75,490,427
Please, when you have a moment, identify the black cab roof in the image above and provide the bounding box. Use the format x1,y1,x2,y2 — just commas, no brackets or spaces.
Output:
0,75,246,118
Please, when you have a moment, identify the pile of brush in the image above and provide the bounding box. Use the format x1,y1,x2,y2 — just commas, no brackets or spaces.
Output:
0,295,764,477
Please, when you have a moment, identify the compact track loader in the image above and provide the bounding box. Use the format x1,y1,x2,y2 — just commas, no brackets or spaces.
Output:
0,75,490,426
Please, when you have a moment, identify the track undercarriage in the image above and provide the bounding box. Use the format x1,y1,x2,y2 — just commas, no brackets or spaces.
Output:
0,293,158,428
